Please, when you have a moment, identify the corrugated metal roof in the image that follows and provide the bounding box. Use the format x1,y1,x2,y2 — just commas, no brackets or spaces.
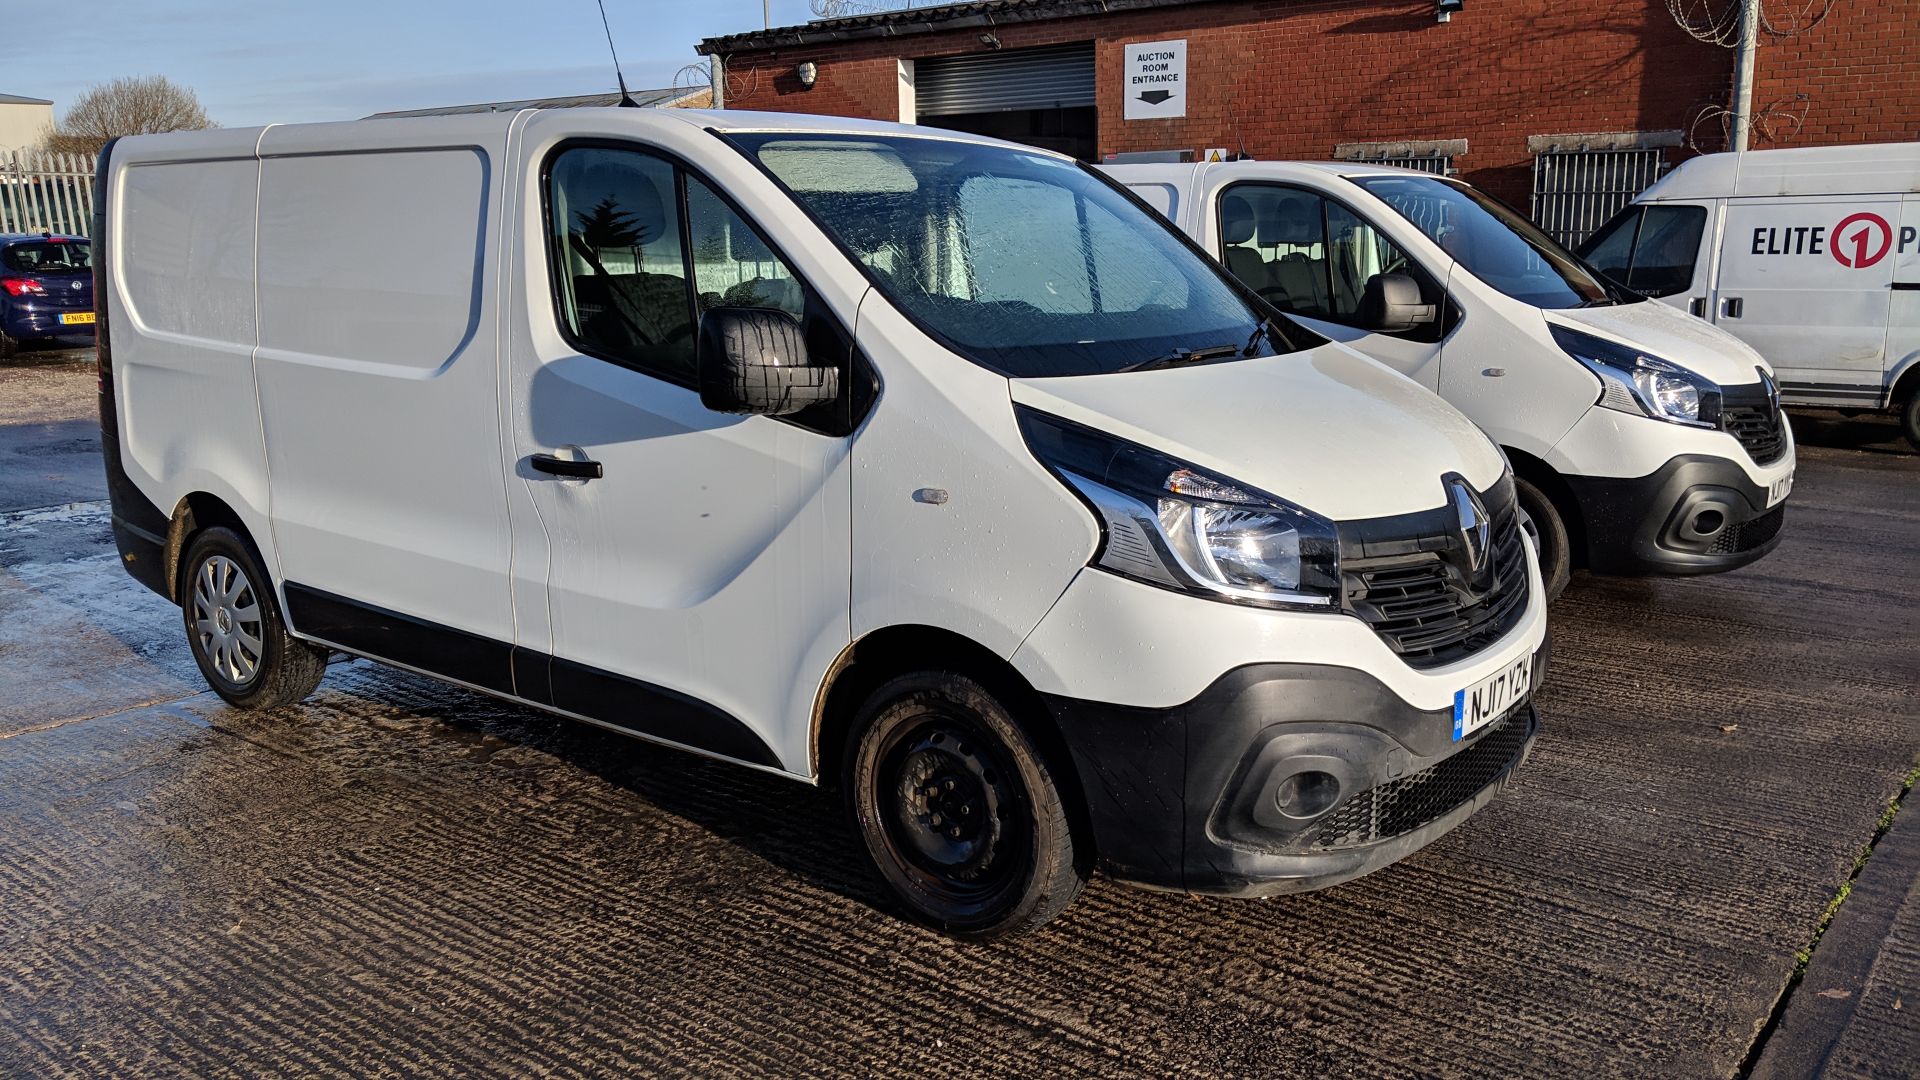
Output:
697,0,1209,55
0,93,55,106
366,87,706,119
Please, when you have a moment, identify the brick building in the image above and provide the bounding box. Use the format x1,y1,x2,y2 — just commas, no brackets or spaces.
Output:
695,0,1920,242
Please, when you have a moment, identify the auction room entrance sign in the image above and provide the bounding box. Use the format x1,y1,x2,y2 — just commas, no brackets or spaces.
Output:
1123,40,1187,120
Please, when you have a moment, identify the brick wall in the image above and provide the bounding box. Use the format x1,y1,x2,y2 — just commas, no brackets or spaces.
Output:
712,0,1912,206
1750,0,1920,148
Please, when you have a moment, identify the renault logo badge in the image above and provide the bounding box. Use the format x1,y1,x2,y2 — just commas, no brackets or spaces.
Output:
1449,478,1491,576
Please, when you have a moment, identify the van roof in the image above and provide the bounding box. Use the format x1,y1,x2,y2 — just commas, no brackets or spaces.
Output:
1103,160,1455,183
1638,142,1920,201
108,108,1059,165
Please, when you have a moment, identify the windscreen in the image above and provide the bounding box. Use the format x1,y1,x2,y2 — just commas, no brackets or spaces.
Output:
729,133,1312,378
2,240,90,274
1353,175,1621,309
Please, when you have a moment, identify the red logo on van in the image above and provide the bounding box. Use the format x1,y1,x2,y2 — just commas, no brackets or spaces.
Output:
1831,212,1892,269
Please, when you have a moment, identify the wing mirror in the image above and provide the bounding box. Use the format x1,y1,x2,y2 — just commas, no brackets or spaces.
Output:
1360,273,1438,333
697,307,838,417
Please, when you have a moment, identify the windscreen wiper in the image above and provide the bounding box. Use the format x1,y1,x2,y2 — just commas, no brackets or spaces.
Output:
1118,342,1240,374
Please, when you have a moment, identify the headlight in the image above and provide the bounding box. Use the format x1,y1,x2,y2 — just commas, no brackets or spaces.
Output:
1550,324,1717,428
1017,407,1341,608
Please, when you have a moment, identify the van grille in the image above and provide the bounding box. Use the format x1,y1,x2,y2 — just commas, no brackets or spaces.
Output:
1309,704,1536,851
1715,382,1788,465
1339,475,1531,671
1708,505,1785,555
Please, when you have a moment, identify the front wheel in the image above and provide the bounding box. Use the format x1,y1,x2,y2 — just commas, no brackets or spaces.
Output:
181,527,328,709
1514,476,1571,602
847,672,1086,940
1902,393,1920,452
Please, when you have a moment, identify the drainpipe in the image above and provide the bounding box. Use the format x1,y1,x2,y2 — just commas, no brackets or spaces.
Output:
1731,0,1758,152
711,55,726,109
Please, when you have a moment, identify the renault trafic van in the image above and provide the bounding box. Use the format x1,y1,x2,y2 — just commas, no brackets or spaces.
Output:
98,112,1545,938
1578,142,1920,449
1106,162,1797,598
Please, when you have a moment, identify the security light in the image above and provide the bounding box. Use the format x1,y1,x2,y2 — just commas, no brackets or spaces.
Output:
796,61,818,89
1437,0,1463,21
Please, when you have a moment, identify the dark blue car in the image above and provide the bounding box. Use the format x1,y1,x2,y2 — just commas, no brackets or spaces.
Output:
1,233,94,358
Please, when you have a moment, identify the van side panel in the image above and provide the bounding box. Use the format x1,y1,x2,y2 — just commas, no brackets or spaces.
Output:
253,138,514,655
1714,195,1896,395
111,136,275,581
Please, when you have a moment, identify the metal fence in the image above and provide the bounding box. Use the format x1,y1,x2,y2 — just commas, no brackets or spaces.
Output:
0,151,95,237
1352,155,1453,176
1530,148,1665,248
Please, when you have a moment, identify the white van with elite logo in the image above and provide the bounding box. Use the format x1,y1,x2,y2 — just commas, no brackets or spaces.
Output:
97,111,1546,938
1106,162,1796,597
1579,142,1920,448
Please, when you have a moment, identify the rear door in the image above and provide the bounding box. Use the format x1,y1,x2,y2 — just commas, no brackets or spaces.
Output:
1714,196,1896,404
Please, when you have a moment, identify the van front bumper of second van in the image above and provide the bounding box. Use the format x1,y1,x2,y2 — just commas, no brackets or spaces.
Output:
1042,659,1544,898
1567,452,1791,576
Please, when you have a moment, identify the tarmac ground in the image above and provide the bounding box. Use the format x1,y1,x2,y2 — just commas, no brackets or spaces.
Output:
1,347,1915,1077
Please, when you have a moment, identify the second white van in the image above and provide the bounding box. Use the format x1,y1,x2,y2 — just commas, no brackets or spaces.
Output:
98,111,1546,939
1106,162,1798,598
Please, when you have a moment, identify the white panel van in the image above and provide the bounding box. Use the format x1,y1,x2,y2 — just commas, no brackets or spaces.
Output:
1105,162,1798,598
98,111,1545,938
1578,142,1920,448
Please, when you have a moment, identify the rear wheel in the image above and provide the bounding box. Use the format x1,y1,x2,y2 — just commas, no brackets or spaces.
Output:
847,672,1085,940
0,330,17,360
1515,476,1571,601
1902,393,1920,452
180,527,327,709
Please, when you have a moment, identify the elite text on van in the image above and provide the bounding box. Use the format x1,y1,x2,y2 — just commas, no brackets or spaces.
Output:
99,111,1546,938
1579,142,1920,449
1107,162,1797,598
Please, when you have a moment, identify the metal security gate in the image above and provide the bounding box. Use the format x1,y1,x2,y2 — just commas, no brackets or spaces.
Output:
1530,148,1665,248
914,43,1096,116
0,151,94,237
1353,155,1452,175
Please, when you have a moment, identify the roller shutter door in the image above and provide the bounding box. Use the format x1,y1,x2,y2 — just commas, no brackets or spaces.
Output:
915,43,1095,116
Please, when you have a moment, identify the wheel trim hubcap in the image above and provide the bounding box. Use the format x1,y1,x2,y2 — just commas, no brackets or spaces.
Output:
192,554,264,685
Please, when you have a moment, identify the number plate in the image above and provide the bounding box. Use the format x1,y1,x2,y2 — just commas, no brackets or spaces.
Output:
1766,471,1793,508
1452,652,1533,741
59,312,94,325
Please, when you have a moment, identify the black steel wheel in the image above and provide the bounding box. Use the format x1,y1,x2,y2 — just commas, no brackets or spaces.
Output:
847,672,1085,940
1902,393,1920,452
1514,475,1571,601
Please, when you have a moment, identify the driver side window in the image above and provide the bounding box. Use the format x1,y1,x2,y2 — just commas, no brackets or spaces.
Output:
1220,184,1443,338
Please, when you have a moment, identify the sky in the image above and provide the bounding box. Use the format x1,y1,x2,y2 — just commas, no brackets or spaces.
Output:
0,0,827,126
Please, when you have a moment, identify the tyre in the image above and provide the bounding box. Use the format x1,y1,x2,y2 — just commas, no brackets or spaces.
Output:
0,330,17,360
180,526,328,709
1514,476,1571,602
846,672,1086,940
1902,393,1920,452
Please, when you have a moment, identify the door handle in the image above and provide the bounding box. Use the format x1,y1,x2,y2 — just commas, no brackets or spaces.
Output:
530,453,603,480
1688,296,1708,318
1721,296,1744,318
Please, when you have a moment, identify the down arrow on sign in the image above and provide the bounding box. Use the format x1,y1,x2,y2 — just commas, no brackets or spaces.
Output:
1137,89,1176,106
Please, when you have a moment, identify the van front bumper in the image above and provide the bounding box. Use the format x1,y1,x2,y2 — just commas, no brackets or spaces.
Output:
1565,452,1789,576
1042,660,1543,896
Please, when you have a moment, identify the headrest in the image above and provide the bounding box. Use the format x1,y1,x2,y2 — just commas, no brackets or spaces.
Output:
1221,194,1256,244
1258,196,1319,245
